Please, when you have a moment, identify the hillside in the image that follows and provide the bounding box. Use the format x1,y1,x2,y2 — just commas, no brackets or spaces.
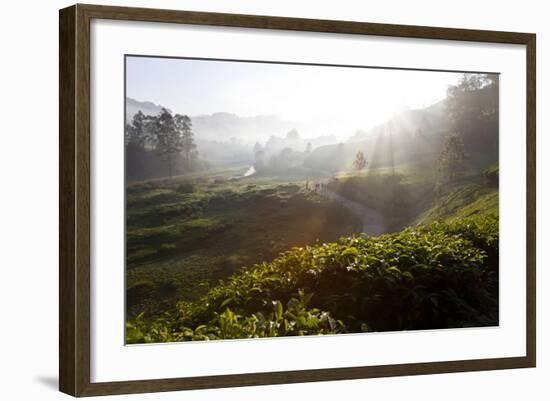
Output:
415,183,498,225
127,213,498,343
305,81,499,174
304,101,448,173
126,171,360,319
126,97,166,121
127,98,298,143
126,165,499,343
124,74,500,343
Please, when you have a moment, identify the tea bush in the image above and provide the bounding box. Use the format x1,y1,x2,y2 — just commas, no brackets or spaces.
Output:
127,214,498,343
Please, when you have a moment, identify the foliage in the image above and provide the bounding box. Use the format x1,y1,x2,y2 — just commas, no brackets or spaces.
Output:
126,289,344,343
125,110,148,148
175,182,195,193
327,169,434,231
415,182,498,224
445,73,499,169
148,108,194,178
286,128,300,141
438,134,466,182
175,114,198,169
125,107,199,181
446,74,499,132
125,175,360,320
484,165,499,187
352,151,367,171
127,215,499,343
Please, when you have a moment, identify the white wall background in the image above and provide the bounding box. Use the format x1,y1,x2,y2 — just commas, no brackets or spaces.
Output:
0,0,546,399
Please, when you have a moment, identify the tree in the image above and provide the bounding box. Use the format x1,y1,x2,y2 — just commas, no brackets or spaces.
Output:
286,128,300,142
353,151,367,171
174,114,197,170
125,110,149,148
265,135,284,153
253,142,265,171
447,73,498,133
253,142,263,156
125,111,151,180
438,134,466,182
146,109,198,178
305,142,312,154
280,147,293,158
446,73,499,169
149,108,184,179
254,150,266,172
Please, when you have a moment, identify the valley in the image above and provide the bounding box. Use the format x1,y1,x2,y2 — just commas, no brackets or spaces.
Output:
126,162,498,330
123,66,500,343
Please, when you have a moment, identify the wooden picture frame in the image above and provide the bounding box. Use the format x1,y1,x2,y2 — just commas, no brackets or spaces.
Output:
59,3,536,397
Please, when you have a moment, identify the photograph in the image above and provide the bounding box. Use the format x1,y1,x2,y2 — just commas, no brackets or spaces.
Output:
124,56,499,344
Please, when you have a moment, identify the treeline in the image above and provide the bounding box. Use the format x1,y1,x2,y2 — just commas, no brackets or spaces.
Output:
251,129,314,175
438,73,499,182
125,108,206,182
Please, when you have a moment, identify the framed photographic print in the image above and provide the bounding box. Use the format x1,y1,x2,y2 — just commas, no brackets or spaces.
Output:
59,4,536,397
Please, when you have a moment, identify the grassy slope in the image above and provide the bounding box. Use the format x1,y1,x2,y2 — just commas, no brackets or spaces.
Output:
126,164,500,342
126,170,361,320
414,182,498,224
330,162,498,230
328,163,438,231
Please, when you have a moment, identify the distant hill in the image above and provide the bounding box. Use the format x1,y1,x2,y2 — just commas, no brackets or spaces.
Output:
125,98,167,122
305,83,498,174
305,100,449,173
125,97,449,170
126,98,298,143
348,101,447,143
126,93,497,172
191,112,298,143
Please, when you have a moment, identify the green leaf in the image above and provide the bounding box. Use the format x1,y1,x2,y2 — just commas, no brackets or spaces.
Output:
274,301,283,321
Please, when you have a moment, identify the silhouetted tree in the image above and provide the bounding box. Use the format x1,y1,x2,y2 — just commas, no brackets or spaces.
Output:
175,114,197,170
446,73,499,169
253,142,263,154
438,134,466,182
286,128,300,142
305,142,312,154
265,135,285,153
125,111,151,180
125,110,149,148
353,151,367,171
254,150,266,172
149,108,184,179
125,107,201,181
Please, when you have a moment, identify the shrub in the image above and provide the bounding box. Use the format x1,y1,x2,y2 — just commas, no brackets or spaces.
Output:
126,280,155,309
176,182,195,193
126,215,498,343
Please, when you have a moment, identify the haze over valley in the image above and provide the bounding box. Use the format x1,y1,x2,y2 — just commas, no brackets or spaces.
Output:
124,57,499,343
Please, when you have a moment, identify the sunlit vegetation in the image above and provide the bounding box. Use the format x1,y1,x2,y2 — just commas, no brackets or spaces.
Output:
415,183,498,224
127,214,498,343
327,168,434,231
126,173,360,320
125,71,500,343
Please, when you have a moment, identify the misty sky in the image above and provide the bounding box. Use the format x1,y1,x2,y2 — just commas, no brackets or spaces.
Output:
126,56,463,140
